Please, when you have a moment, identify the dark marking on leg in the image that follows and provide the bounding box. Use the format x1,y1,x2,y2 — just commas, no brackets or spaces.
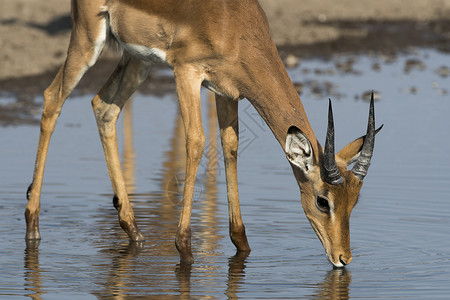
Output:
112,194,144,241
112,194,120,210
26,184,33,201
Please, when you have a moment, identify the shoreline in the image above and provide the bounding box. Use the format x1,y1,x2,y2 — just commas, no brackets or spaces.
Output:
1,0,450,125
1,0,450,81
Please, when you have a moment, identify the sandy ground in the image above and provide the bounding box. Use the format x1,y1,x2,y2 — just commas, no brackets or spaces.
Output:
262,0,450,45
1,0,450,81
3,0,450,125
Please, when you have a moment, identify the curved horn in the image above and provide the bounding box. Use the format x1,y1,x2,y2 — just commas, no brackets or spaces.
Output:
352,92,376,180
323,99,344,185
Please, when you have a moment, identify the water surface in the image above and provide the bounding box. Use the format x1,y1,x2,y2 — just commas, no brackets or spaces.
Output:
1,49,450,299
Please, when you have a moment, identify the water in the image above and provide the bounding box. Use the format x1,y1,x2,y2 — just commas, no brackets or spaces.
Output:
1,48,450,299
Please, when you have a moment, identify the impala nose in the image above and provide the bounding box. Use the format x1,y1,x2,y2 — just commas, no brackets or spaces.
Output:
339,254,352,266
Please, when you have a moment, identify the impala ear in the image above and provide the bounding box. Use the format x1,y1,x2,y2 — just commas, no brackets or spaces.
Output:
337,125,383,166
285,126,314,174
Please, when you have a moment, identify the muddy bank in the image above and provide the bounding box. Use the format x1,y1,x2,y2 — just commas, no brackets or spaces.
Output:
2,0,450,80
1,0,450,125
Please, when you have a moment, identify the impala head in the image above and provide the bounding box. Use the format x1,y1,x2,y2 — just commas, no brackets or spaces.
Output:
285,93,381,267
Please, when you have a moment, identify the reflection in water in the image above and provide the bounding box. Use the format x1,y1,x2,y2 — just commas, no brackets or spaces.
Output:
95,242,145,299
161,98,186,207
312,268,352,300
198,92,220,254
11,49,450,299
174,263,192,300
95,91,227,297
122,98,136,195
226,251,249,299
21,92,352,299
24,240,44,300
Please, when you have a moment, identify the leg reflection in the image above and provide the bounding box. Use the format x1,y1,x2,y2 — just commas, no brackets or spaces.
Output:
175,262,192,300
197,91,221,253
93,241,144,298
226,251,249,299
24,240,44,300
122,98,136,195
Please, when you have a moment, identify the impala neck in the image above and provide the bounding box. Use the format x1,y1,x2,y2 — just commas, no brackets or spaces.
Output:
242,50,320,162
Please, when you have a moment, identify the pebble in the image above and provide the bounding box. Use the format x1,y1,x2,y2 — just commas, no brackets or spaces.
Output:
293,82,303,94
335,58,357,74
406,86,418,94
438,89,447,96
284,54,300,69
361,91,381,101
403,59,426,73
436,66,450,78
372,62,381,71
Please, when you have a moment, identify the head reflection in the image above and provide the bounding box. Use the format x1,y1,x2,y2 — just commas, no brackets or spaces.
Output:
312,268,352,300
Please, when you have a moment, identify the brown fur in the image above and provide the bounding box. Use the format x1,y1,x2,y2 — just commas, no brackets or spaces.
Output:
26,0,375,267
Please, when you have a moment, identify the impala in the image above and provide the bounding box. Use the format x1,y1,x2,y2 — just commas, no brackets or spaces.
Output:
26,0,381,267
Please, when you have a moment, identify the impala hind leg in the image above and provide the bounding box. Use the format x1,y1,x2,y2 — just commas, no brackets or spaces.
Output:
173,67,205,263
26,13,107,240
92,54,152,242
215,95,251,252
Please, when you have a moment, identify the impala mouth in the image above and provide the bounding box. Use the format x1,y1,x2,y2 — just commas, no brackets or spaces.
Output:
339,255,348,266
332,257,345,268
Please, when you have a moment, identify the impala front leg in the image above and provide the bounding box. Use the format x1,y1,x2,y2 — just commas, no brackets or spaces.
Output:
174,67,205,264
26,11,107,239
216,95,250,252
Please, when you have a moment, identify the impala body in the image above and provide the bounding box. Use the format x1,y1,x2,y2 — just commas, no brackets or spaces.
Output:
26,0,380,267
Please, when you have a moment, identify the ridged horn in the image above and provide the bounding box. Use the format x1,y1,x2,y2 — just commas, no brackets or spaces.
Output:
352,91,376,180
323,99,344,185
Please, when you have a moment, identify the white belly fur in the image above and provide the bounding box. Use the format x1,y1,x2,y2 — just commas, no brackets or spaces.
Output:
121,43,168,64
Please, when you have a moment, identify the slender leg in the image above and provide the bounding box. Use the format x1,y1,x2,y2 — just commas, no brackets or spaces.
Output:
26,12,107,240
92,54,152,242
215,95,251,251
173,67,205,263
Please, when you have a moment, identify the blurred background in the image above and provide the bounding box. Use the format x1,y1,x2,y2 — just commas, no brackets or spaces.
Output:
2,0,450,91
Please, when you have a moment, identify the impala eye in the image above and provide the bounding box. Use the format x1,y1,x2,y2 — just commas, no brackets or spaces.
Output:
316,196,330,213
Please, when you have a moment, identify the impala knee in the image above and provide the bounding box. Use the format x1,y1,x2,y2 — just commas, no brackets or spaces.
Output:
222,141,238,162
186,133,206,162
220,128,238,161
40,89,64,133
92,98,120,137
